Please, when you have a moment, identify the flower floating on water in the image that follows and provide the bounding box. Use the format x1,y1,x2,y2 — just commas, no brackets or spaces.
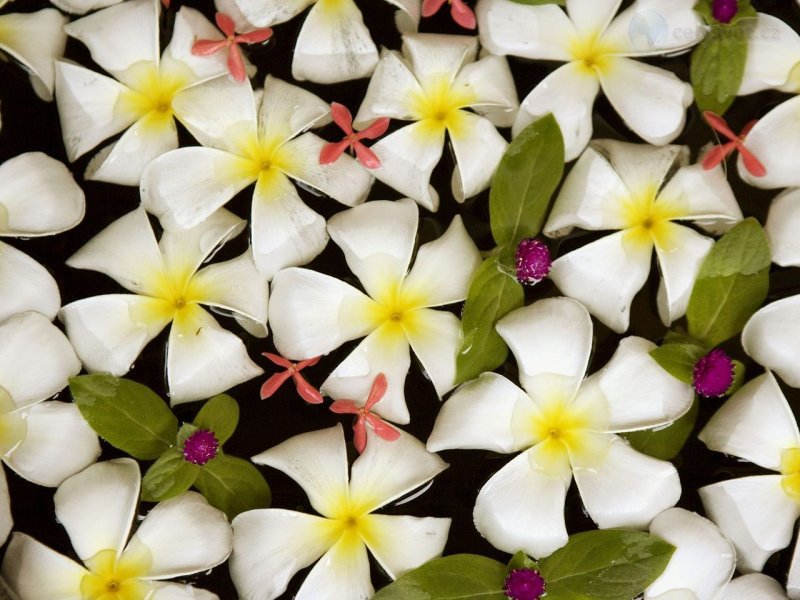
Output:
260,353,323,404
1,459,232,599
60,206,268,405
230,423,450,599
477,0,702,160
320,102,390,169
544,140,742,332
191,12,272,83
702,112,765,177
269,198,481,424
428,297,693,558
329,373,401,453
54,0,230,185
354,33,519,210
141,75,372,279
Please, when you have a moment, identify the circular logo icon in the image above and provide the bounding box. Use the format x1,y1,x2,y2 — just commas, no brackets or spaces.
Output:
628,10,669,51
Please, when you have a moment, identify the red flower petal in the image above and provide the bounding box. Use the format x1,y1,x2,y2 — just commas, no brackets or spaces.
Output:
353,418,368,454
297,355,322,370
367,415,401,442
701,142,735,170
450,0,476,29
262,352,293,368
330,102,354,135
260,371,292,399
740,119,759,138
354,143,382,169
739,145,767,177
192,39,227,56
319,140,350,165
703,111,737,142
356,117,390,140
422,0,447,17
227,45,248,83
215,12,237,37
293,373,324,404
329,400,359,415
364,373,388,410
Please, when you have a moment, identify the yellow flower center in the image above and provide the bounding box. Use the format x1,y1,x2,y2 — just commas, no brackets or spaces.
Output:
568,33,618,75
0,386,25,456
780,448,800,504
116,61,192,131
409,74,476,138
619,185,683,248
80,548,152,600
366,280,429,339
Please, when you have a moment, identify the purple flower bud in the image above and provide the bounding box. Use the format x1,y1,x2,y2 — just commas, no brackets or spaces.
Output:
504,568,546,600
515,238,551,285
712,0,738,24
183,429,219,465
692,348,735,397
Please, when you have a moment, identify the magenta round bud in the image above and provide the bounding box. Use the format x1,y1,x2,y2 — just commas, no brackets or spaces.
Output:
692,348,735,397
712,0,738,24
504,568,546,600
182,429,219,465
515,238,551,285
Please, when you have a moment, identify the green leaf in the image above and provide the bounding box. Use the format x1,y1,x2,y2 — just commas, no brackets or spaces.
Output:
372,554,508,600
194,454,271,520
141,447,199,502
456,248,525,384
69,374,177,460
690,22,749,115
694,0,756,26
507,551,540,573
622,397,699,461
649,343,706,385
539,530,675,600
489,113,565,246
193,394,239,445
686,218,771,347
728,359,745,395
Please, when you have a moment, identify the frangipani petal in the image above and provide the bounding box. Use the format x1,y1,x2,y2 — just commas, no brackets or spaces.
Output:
226,0,314,27
292,0,378,83
161,6,229,83
269,268,378,359
230,509,340,600
451,54,518,114
150,583,219,600
401,33,476,87
512,62,600,162
192,252,268,326
645,508,736,600
548,230,653,333
253,425,349,518
657,164,742,231
580,336,693,433
574,436,681,529
321,325,412,424
60,294,173,376
361,514,450,579
404,308,461,398
475,0,575,61
1,533,87,600
350,429,448,514
699,475,800,573
0,153,84,236
427,372,529,454
601,0,702,56
127,492,232,579
5,402,100,487
739,13,800,95
258,75,330,145
567,0,621,39
698,372,800,471
0,241,60,322
766,188,800,267
296,534,372,600
787,543,800,600
385,0,420,33
327,198,418,301
449,111,507,201
54,458,140,562
593,138,686,196
474,450,569,558
742,296,800,389
723,574,791,600
167,305,263,405
496,297,592,401
402,215,480,307
353,50,423,125
737,96,800,189
598,57,692,146
0,312,81,410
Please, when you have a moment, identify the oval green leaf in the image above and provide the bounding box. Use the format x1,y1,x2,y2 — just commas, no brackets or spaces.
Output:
623,397,699,461
539,529,675,600
691,22,749,115
193,394,239,445
489,113,564,247
372,554,508,600
194,454,271,520
69,374,178,460
141,447,199,502
649,343,706,385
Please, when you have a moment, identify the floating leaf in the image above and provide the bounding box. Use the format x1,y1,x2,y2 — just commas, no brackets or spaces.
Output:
728,359,745,395
69,374,177,460
691,21,749,115
506,551,541,573
372,554,507,599
649,343,706,385
623,397,699,461
456,248,524,384
194,454,271,520
694,0,757,26
193,394,239,445
489,113,564,247
686,218,771,347
141,447,199,502
539,529,675,600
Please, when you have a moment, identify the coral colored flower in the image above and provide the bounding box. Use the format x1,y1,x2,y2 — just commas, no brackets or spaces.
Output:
422,0,476,29
702,112,766,177
192,12,272,83
329,373,401,453
320,102,389,169
260,353,323,404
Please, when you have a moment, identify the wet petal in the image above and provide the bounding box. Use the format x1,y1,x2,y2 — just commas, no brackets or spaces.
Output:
1,533,86,599
401,33,476,87
742,295,800,389
404,309,461,399
258,75,330,145
601,0,702,56
361,514,450,579
765,188,800,267
449,111,507,202
295,534,372,600
353,50,423,125
739,13,800,95
192,251,269,326
0,241,60,322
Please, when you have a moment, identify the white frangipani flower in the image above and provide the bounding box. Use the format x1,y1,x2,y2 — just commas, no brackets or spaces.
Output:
268,198,481,424
544,140,742,333
2,459,232,600
741,294,800,390
763,188,800,268
54,0,230,185
141,75,372,279
646,508,789,600
0,311,100,546
353,33,518,211
427,297,693,558
230,424,450,600
0,1,67,100
476,0,702,160
0,152,85,322
59,206,267,405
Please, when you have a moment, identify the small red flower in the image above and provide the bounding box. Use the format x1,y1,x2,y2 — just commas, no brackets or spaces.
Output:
329,373,400,454
319,102,390,169
702,111,766,177
161,0,170,8
260,353,323,404
191,13,272,83
422,0,476,29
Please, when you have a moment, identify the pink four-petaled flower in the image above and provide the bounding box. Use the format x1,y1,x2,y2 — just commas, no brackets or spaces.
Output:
421,0,476,29
191,13,272,83
329,373,400,453
319,102,390,169
260,353,323,404
702,111,766,177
